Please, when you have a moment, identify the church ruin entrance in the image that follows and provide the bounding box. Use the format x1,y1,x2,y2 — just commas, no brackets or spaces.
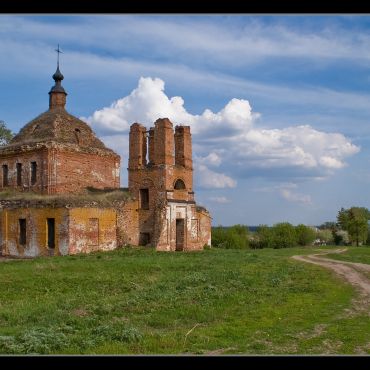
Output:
139,232,151,246
176,219,185,251
47,218,55,249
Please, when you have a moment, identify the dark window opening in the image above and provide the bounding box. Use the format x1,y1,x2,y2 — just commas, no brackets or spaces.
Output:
47,218,55,249
174,179,186,190
16,163,22,186
2,165,8,187
75,128,81,145
139,232,151,246
19,218,26,245
176,219,185,251
31,162,37,185
140,188,149,210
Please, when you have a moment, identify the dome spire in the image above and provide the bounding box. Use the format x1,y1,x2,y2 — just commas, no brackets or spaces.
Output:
49,44,67,110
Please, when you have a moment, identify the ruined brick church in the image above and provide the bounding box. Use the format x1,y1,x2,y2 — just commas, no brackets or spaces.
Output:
0,63,211,257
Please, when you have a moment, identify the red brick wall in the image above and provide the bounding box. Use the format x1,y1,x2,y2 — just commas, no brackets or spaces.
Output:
51,149,120,194
0,148,49,193
128,119,210,250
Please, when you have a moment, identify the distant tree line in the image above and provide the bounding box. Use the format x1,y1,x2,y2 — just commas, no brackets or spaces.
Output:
212,206,370,249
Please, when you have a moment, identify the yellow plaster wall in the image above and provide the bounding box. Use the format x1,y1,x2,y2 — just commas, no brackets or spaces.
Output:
68,208,117,254
0,208,69,257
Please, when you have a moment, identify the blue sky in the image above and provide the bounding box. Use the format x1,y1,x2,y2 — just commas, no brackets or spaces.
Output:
1,14,370,226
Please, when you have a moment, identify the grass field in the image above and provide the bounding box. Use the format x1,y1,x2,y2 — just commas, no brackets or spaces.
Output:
326,246,370,265
0,246,369,355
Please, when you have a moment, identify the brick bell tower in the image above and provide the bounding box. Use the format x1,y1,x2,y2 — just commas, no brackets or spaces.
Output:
128,118,211,251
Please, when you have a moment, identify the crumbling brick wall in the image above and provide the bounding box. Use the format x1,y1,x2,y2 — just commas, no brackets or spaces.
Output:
0,144,120,195
51,147,120,194
127,118,211,250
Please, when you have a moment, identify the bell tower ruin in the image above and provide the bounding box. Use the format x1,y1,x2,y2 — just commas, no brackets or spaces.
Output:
128,118,211,251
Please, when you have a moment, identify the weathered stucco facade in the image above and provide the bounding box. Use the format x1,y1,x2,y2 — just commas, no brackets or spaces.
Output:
0,63,211,257
0,205,117,257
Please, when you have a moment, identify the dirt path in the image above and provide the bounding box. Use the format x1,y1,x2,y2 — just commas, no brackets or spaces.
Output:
292,248,370,299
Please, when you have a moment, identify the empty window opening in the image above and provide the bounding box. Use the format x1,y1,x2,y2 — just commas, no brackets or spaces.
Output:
2,164,8,187
31,162,37,185
140,188,149,209
88,218,99,246
176,219,185,251
19,218,26,245
47,218,55,249
75,128,81,145
16,163,22,186
139,232,151,246
174,179,186,190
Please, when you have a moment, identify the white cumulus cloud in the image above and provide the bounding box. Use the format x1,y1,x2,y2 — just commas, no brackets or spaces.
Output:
83,76,360,188
196,164,237,189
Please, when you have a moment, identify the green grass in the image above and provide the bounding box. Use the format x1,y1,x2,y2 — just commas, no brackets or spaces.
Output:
0,246,369,354
325,246,370,264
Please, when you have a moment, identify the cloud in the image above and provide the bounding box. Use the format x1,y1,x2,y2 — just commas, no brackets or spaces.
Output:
209,196,231,204
196,164,237,189
84,77,258,137
3,16,370,68
195,152,223,167
253,182,312,205
230,125,360,173
83,76,359,188
279,188,312,205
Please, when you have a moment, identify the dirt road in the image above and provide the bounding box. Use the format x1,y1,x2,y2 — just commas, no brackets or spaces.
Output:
292,248,370,298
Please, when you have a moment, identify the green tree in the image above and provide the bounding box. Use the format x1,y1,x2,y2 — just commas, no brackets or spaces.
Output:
0,120,14,145
271,222,297,249
318,221,337,230
255,224,273,249
211,225,249,249
295,224,316,246
337,207,370,246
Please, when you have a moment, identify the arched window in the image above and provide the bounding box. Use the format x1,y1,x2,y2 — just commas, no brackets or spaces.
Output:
174,179,186,190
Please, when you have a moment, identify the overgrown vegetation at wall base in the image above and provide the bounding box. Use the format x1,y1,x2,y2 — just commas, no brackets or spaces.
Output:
0,247,369,354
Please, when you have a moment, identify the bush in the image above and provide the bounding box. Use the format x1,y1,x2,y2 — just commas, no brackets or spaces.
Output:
270,222,297,249
249,225,273,249
211,225,249,249
0,327,69,354
295,224,316,246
